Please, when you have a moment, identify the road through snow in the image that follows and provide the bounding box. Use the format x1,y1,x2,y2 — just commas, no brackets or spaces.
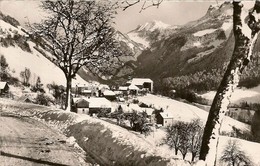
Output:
0,112,95,166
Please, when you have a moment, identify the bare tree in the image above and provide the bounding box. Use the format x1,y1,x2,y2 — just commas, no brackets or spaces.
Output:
165,121,185,155
199,2,260,165
189,119,204,162
20,67,31,86
179,123,190,160
30,0,121,111
220,140,252,166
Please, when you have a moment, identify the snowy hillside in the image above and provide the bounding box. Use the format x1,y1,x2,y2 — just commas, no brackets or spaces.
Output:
0,18,87,87
201,85,260,104
137,94,250,133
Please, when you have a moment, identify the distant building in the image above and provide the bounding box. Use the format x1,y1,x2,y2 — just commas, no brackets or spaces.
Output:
118,86,129,96
157,112,174,126
103,90,116,101
88,97,112,116
127,78,153,92
128,84,139,95
0,82,9,96
18,95,33,103
73,97,112,116
82,89,92,97
74,98,90,114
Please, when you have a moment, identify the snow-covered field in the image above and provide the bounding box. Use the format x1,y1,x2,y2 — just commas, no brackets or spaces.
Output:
137,94,250,133
201,85,260,104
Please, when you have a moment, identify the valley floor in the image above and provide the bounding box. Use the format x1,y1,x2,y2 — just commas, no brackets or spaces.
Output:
0,110,96,166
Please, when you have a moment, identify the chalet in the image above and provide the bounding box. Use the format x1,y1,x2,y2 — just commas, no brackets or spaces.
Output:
74,98,89,114
157,112,174,126
75,84,88,95
82,89,92,97
126,78,153,92
73,97,112,116
18,95,33,103
103,90,116,101
0,82,9,96
88,97,112,116
128,84,139,95
118,86,129,96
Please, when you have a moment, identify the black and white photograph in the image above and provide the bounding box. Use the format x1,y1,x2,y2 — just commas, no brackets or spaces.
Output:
0,0,260,165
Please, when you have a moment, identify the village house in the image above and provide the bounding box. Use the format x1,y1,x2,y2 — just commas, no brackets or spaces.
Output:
73,97,112,116
128,84,139,96
118,86,129,96
126,78,153,92
74,98,90,114
75,83,88,95
18,95,34,103
0,81,9,96
103,90,116,101
82,89,92,97
157,112,174,126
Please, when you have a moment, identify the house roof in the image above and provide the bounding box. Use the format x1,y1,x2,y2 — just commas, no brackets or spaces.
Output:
76,83,89,88
86,97,111,108
18,95,33,102
119,86,128,91
128,84,139,90
128,78,153,86
82,90,92,93
103,90,115,96
143,108,154,116
0,82,8,89
160,112,174,119
74,97,111,108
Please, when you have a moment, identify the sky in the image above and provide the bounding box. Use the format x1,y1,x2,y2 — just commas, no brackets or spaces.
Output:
0,1,215,33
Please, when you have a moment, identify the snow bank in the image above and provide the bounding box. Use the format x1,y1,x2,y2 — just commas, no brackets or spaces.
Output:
0,99,189,166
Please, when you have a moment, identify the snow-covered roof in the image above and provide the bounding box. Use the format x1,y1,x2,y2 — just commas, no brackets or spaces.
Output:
73,97,81,103
103,90,115,96
129,78,153,86
87,97,111,108
82,90,92,93
119,86,128,91
143,108,154,116
160,112,174,119
0,82,8,89
99,84,110,90
76,84,89,88
129,84,139,90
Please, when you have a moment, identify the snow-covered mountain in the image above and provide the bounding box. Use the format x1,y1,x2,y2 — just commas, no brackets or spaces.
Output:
112,2,260,94
127,20,178,48
0,12,87,87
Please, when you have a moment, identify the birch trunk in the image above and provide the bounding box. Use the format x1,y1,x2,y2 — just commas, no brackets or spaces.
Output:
199,1,260,165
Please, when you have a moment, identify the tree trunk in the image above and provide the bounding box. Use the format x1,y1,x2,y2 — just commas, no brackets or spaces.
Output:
199,2,260,166
65,77,72,112
175,147,178,155
192,153,196,162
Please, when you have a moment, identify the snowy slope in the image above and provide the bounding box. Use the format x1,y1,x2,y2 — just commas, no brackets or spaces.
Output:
137,94,250,133
201,85,260,104
0,19,87,87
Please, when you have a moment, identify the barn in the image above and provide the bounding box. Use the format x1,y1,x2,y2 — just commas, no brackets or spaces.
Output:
0,82,9,96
